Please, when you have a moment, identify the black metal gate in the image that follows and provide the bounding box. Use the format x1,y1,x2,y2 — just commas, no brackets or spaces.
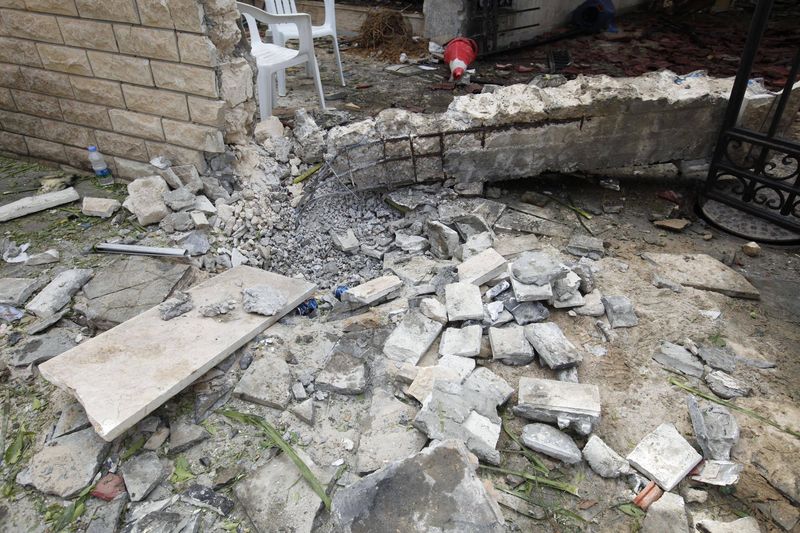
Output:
702,0,800,235
467,0,541,55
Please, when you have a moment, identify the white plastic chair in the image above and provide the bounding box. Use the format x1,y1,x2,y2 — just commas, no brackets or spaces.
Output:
237,2,326,121
264,0,345,97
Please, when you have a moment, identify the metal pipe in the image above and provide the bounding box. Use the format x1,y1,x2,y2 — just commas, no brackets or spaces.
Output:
94,243,189,257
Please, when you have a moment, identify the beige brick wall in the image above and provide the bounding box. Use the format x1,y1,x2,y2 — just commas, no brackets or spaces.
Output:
0,0,254,178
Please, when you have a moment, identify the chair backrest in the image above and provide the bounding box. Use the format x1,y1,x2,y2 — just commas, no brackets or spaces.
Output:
323,0,336,30
265,0,297,15
237,2,268,49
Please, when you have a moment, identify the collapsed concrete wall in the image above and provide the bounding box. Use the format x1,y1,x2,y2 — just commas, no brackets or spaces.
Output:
326,71,737,189
0,0,256,178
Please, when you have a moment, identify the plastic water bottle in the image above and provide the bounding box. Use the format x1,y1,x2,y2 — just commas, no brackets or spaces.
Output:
87,146,113,185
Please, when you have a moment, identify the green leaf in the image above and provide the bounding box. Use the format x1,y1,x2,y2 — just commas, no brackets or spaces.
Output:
50,484,94,532
221,409,332,510
616,503,645,518
479,465,579,496
170,455,196,484
120,435,146,461
501,421,549,475
32,398,43,411
4,428,30,465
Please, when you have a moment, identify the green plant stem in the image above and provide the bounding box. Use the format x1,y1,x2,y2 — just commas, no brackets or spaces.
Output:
501,422,549,475
293,163,322,184
479,465,579,496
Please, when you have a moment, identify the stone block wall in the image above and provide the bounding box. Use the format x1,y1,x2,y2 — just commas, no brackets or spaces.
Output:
0,0,255,178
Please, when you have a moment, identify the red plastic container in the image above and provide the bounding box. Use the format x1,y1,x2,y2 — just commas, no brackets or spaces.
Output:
444,38,478,80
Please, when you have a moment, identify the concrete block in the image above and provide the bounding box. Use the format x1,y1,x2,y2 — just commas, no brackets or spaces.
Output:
108,109,164,141
25,0,78,16
457,248,507,286
19,67,73,97
0,9,62,42
152,61,217,98
626,423,703,491
445,282,483,321
122,175,170,225
69,76,124,107
383,310,443,365
87,51,153,85
57,17,117,52
514,377,601,435
521,423,582,464
122,85,189,121
524,322,582,369
162,119,224,152
0,110,41,135
95,130,148,160
114,25,179,62
25,137,67,162
439,325,482,358
489,324,534,365
342,275,402,306
582,435,632,478
36,44,92,76
11,90,61,119
82,197,120,218
188,96,226,127
59,99,112,129
177,32,218,67
39,119,94,147
74,0,139,23
0,37,42,67
602,295,639,328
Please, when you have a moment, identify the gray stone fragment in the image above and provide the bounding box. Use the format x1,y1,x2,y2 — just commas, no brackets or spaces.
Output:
458,231,493,260
293,108,324,163
123,176,170,225
342,275,402,306
582,435,632,478
234,356,292,408
463,367,514,407
242,285,288,316
489,325,534,365
383,310,444,365
521,423,582,464
601,295,638,328
290,398,315,425
181,484,234,516
20,427,110,498
503,297,550,325
199,299,236,317
159,211,194,233
524,322,582,369
510,274,552,302
395,233,429,253
705,370,751,399
626,423,703,491
697,345,737,373
652,274,683,293
514,377,601,435
53,402,90,438
26,269,93,317
331,228,360,253
653,342,704,378
85,496,127,533
483,280,510,302
176,231,210,256
162,187,196,211
420,297,448,323
158,292,193,321
10,327,77,366
551,272,585,308
315,351,367,395
439,325,482,358
687,397,739,460
695,516,762,533
690,460,743,486
26,310,65,335
511,251,569,285
26,249,60,265
457,248,507,286
451,215,492,240
357,389,426,473
556,367,579,383
426,221,460,259
642,492,689,533
407,355,475,403
144,427,169,451
0,277,39,306
565,234,605,259
291,382,307,401
332,440,505,533
572,258,596,293
168,421,209,454
574,289,605,316
445,282,483,321
121,451,169,502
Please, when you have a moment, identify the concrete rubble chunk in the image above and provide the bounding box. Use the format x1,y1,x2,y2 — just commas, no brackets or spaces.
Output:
574,289,606,316
458,248,507,286
120,451,169,502
521,423,582,464
653,342,704,378
159,291,193,321
316,351,367,395
652,274,683,293
159,211,194,233
144,426,169,451
483,280,510,302
697,345,737,373
407,355,475,403
602,295,639,328
565,234,605,259
445,282,484,321
691,460,743,486
332,440,505,532
494,210,570,238
458,231,493,260
626,423,703,491
642,252,760,300
331,228,360,253
343,275,402,306
419,297,448,323
426,220,460,259
169,421,209,454
234,447,332,532
510,271,552,302
705,370,751,399
503,297,550,325
514,377,601,435
53,402,91,438
26,269,93,318
556,367,579,383
489,325,534,365
0,188,78,222
85,497,127,533
293,108,325,163
123,176,171,226
524,322,582,369
582,435,632,478
19,427,110,498
242,285,289,316
493,233,541,258
82,197,121,218
511,251,569,285
290,398,315,425
453,214,493,241
383,310,444,365
551,271,585,308
439,325,483,357
10,327,78,367
357,389,427,473
641,492,690,533
463,367,514,407
193,194,216,214
395,232,429,253
0,277,39,306
234,355,292,408
26,249,60,266
171,165,203,194
182,484,234,516
162,187,196,211
687,397,739,461
696,516,762,533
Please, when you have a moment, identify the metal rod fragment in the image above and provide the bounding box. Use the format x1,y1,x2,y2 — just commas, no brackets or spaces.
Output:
94,243,188,257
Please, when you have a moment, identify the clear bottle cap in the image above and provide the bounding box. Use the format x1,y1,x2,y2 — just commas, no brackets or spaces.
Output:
88,146,97,151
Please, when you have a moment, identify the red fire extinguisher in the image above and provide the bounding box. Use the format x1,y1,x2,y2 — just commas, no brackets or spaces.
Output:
444,37,478,81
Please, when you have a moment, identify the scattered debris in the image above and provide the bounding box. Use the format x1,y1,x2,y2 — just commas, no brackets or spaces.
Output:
0,187,79,222
514,377,601,435
582,434,632,478
741,241,761,257
641,492,690,533
520,423,582,464
626,423,703,491
643,252,760,299
26,269,93,318
652,342,704,378
687,397,739,461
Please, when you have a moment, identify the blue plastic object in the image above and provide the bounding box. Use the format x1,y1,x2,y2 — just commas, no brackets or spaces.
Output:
572,0,618,33
334,285,349,301
297,298,318,316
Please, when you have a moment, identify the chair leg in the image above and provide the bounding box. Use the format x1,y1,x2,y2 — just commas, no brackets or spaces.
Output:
270,71,278,108
257,68,270,121
309,56,326,111
275,34,288,97
332,35,345,87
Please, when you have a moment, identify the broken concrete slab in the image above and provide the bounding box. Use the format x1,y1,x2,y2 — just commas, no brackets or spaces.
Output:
242,285,288,316
514,377,601,435
652,342,704,378
601,295,639,328
695,517,762,533
426,220,460,259
82,197,121,218
120,451,170,502
582,435,632,478
524,322,582,369
439,325,482,357
19,427,110,498
39,266,315,441
551,271,584,308
642,252,759,300
26,248,60,266
705,370,751,399
521,423,582,464
445,282,484,321
574,289,606,317
78,257,191,328
0,187,80,222
234,448,332,533
419,297,448,323
290,398,315,426
438,197,506,227
503,297,550,325
234,355,292,408
407,355,475,403
331,228,360,253
383,310,444,365
395,233,429,253
489,325,534,366
626,423,703,491
53,401,91,439
123,176,171,226
343,275,402,306
457,248,507,286
464,367,514,408
0,278,40,306
493,233,540,258
494,210,571,238
334,440,505,532
162,187,196,211
687,397,739,461
641,492,690,533
697,345,737,373
458,231,493,260
510,272,552,302
169,420,209,454
10,327,78,366
25,269,93,318
510,251,569,285
315,351,367,395
691,460,743,486
357,389,427,473
565,234,605,259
